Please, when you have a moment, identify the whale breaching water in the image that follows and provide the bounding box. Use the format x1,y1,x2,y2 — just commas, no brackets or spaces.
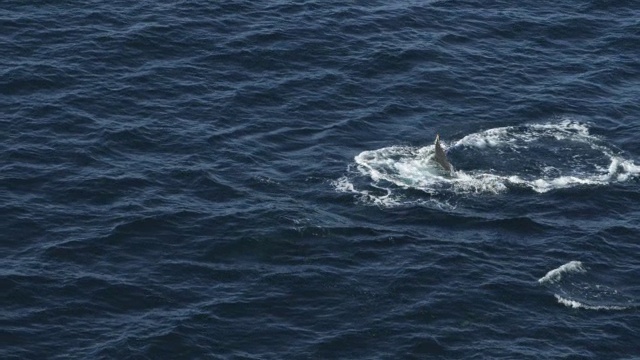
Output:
434,134,454,174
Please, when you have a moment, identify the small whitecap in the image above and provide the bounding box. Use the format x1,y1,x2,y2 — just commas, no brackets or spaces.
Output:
554,294,629,311
538,260,586,284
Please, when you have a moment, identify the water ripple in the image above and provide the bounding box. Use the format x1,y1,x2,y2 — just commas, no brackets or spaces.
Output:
3,0,640,358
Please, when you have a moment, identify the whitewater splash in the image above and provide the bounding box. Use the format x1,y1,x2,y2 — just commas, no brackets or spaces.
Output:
539,261,637,311
538,260,586,284
333,119,640,206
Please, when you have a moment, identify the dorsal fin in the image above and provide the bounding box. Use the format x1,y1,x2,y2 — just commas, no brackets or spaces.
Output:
434,133,453,173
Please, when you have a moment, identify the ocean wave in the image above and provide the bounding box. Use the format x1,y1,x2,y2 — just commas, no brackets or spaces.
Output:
538,260,585,284
540,261,637,311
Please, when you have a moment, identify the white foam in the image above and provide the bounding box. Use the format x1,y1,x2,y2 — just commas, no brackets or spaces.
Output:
455,128,510,148
540,261,637,311
355,146,443,188
538,260,586,284
331,175,402,207
529,175,605,193
332,176,356,193
611,157,640,181
456,127,513,149
353,143,512,196
337,119,640,205
455,119,592,149
332,170,455,209
530,119,591,138
448,171,508,194
554,294,629,311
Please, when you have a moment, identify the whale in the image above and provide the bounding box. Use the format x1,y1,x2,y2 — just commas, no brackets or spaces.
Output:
433,134,454,174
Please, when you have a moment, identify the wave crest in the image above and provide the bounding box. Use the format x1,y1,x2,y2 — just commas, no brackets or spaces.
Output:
538,260,586,284
540,261,637,311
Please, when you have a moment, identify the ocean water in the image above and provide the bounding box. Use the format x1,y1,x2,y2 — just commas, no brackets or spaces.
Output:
2,1,640,358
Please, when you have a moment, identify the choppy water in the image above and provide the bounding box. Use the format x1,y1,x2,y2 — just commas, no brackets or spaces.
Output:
3,1,640,358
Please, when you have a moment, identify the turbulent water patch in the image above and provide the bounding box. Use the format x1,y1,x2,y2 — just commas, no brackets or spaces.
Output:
335,119,640,206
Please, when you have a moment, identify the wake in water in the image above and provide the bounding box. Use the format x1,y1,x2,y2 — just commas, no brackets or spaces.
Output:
333,119,640,206
539,261,638,311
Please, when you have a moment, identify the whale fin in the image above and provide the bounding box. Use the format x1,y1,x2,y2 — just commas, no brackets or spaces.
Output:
434,134,454,174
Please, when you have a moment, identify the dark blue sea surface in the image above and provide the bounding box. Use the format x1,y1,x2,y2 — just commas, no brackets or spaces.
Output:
2,1,640,358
